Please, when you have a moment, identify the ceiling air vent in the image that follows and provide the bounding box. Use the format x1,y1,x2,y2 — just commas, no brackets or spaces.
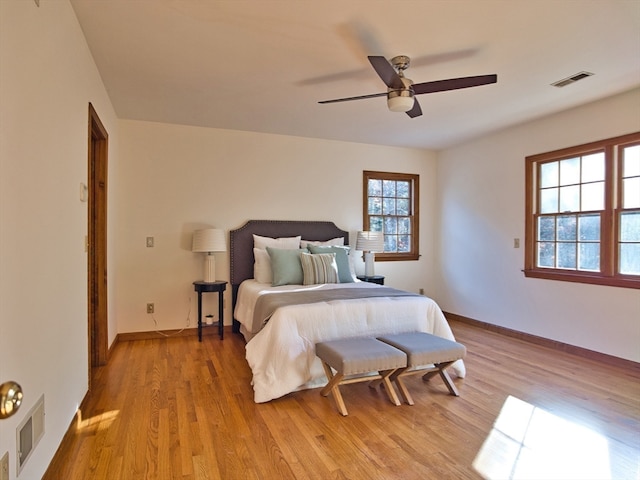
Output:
551,71,594,88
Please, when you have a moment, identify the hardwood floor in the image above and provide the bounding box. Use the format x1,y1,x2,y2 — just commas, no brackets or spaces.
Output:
43,320,640,479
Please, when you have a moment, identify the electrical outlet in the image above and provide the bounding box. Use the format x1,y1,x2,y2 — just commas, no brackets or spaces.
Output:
1,451,9,480
147,303,154,314
513,238,520,248
146,236,154,248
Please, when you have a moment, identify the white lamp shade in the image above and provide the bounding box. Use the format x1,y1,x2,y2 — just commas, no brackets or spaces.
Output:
355,231,384,252
193,229,226,282
192,229,227,253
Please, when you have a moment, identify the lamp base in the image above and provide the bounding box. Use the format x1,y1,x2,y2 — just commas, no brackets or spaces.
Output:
204,253,216,282
364,252,375,277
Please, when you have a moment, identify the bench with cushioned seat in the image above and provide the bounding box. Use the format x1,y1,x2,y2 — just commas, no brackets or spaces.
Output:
376,332,466,405
315,337,407,416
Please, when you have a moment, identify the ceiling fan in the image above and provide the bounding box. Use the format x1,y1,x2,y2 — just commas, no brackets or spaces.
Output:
319,55,497,118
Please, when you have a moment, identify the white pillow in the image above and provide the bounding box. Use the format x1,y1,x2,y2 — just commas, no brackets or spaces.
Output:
253,248,273,284
300,237,345,248
253,234,301,250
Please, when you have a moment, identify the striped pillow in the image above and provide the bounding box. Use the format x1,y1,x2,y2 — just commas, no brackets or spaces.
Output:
300,252,338,285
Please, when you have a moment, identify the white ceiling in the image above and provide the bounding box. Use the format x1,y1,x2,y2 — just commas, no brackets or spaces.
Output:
69,0,640,150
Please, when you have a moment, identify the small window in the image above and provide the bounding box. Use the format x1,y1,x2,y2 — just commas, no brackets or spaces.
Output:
363,171,419,261
524,132,640,288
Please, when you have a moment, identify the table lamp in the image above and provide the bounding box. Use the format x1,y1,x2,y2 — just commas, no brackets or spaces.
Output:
192,228,227,282
356,231,384,277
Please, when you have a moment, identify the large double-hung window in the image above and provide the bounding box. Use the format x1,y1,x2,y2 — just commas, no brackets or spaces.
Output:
363,171,419,261
524,132,640,288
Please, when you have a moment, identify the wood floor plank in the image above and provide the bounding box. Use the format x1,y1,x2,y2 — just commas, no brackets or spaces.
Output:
43,320,640,479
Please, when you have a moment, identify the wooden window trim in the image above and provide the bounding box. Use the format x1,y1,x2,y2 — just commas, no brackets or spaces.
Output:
363,170,419,261
524,132,640,289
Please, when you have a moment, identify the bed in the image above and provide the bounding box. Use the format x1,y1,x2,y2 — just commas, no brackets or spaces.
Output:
230,220,465,403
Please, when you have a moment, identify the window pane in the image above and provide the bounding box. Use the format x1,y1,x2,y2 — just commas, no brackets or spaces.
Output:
368,197,382,215
623,145,640,177
537,242,555,267
540,188,558,213
538,216,555,241
582,152,605,182
559,185,580,212
560,157,580,186
540,161,558,188
382,180,396,197
397,198,409,215
384,235,397,252
620,212,640,242
368,179,382,196
557,215,576,241
396,181,410,198
620,244,640,275
369,216,383,232
382,198,396,215
397,235,410,252
384,217,397,234
578,214,600,241
623,177,640,209
579,243,600,271
557,243,576,269
398,217,410,234
581,182,604,211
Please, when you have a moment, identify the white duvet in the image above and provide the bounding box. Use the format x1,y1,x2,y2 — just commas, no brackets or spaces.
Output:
234,280,466,403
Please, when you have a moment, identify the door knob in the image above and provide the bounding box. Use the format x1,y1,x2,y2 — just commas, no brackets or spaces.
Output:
0,381,23,419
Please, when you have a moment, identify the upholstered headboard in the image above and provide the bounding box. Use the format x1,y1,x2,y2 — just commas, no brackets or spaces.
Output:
229,220,349,332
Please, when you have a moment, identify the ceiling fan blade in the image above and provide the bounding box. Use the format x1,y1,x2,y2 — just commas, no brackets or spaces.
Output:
368,56,404,89
406,98,422,118
318,92,387,104
412,74,497,95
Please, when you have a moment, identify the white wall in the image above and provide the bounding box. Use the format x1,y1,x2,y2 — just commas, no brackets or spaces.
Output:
436,87,640,362
115,120,438,333
0,1,119,478
1,3,637,477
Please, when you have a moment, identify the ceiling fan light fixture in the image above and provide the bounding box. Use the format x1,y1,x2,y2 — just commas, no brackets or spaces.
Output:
387,92,414,112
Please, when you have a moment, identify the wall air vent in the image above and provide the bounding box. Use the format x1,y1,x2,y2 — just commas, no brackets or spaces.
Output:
551,71,594,88
16,395,45,475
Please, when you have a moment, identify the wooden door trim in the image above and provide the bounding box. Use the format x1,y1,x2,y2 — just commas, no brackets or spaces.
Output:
88,103,108,372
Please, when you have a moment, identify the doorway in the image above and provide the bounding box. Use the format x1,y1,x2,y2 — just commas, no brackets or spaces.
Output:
88,103,108,379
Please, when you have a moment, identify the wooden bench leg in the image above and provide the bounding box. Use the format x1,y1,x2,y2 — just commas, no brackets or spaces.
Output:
437,367,459,397
390,368,414,406
379,369,402,406
320,362,348,416
422,361,459,396
369,371,404,407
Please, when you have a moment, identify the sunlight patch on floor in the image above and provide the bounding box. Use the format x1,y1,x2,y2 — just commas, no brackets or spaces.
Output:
473,395,614,480
76,409,119,433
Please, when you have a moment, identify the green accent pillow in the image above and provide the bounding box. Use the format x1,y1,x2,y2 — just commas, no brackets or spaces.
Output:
266,247,308,286
308,245,354,283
